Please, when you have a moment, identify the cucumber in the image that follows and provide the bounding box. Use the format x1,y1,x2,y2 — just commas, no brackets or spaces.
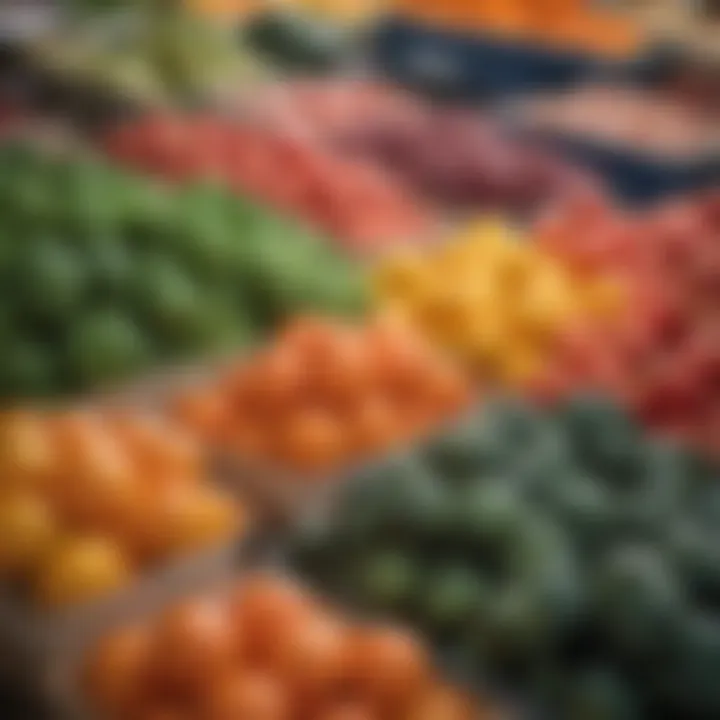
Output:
594,544,684,660
353,549,419,614
562,667,641,720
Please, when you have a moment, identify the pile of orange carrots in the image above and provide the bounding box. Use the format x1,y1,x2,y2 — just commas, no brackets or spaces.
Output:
394,0,642,56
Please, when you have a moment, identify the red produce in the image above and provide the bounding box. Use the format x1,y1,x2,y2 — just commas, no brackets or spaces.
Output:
103,114,435,254
241,80,600,212
532,190,720,457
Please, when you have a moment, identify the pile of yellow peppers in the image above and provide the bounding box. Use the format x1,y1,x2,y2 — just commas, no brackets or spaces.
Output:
374,219,626,383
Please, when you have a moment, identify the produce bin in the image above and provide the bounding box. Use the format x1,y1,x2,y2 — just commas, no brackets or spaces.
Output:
0,539,251,720
370,17,649,100
176,396,482,530
165,384,484,531
257,551,522,716
68,563,506,720
0,384,278,718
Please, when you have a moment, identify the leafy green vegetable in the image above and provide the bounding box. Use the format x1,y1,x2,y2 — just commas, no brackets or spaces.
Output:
0,144,366,400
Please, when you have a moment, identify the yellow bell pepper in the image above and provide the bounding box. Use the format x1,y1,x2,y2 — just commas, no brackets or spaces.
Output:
373,217,627,385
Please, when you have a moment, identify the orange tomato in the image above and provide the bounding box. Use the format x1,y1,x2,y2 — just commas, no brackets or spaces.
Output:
347,394,401,456
167,317,474,476
364,322,434,397
53,419,138,525
232,575,319,664
85,625,153,714
62,457,140,533
346,627,431,709
36,536,133,607
248,346,307,412
365,313,429,354
153,598,235,691
305,328,370,404
422,361,471,415
267,614,349,698
278,317,347,361
118,483,235,563
111,414,202,484
50,409,104,448
113,485,170,564
276,409,347,471
203,671,290,720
